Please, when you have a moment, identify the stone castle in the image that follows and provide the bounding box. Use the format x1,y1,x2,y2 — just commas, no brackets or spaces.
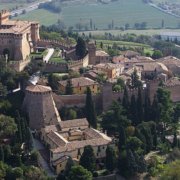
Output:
0,10,39,61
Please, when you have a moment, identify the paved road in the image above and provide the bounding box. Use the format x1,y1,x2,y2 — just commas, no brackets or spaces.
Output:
43,48,54,62
10,0,52,17
33,137,56,177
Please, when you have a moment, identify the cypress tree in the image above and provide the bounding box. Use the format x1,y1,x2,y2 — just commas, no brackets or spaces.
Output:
151,95,160,123
130,94,138,126
137,87,143,124
122,86,129,112
127,149,138,176
106,146,116,172
65,79,73,95
118,126,126,151
80,145,96,172
3,145,11,163
76,37,87,59
144,93,151,122
15,111,22,143
85,87,97,128
64,156,74,177
0,146,4,162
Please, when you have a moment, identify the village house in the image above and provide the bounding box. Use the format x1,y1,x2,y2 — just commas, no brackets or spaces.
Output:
59,77,100,94
93,63,124,79
88,42,111,65
157,56,180,75
41,118,114,174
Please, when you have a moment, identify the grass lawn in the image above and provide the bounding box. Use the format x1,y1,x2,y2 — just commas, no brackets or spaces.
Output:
12,0,180,28
49,57,67,63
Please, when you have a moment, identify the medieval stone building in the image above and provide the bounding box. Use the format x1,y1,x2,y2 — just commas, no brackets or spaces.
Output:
0,10,39,61
23,85,61,130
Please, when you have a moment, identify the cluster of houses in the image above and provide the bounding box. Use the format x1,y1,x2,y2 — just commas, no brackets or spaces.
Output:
57,47,180,95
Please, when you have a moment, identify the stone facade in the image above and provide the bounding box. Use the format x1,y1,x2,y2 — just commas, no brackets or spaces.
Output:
23,85,61,130
0,10,39,61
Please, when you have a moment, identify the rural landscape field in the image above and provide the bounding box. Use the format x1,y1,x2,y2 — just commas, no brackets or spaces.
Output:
5,0,180,29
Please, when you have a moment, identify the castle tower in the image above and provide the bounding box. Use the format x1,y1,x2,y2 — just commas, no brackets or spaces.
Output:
0,10,10,25
23,85,61,130
88,42,96,65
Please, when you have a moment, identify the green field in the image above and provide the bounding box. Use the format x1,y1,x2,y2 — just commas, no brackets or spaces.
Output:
13,0,180,29
0,3,25,11
80,29,180,36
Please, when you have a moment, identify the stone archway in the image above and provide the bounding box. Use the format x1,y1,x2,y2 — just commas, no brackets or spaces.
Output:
3,48,10,60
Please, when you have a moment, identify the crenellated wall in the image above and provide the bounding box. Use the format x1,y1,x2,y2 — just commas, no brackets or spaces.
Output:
53,80,180,112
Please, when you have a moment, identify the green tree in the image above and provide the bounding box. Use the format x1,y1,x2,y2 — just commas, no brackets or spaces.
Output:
0,115,17,138
102,101,130,133
118,126,127,151
131,69,142,88
85,87,97,128
106,146,116,172
127,150,138,176
76,37,87,59
0,146,4,162
67,109,77,120
64,156,74,177
24,166,48,180
65,79,73,95
80,145,96,172
152,50,163,59
130,94,138,126
127,137,143,153
3,145,11,163
160,160,180,180
144,93,151,122
13,167,23,179
0,161,8,179
137,87,143,124
122,86,129,112
157,88,173,132
68,165,92,180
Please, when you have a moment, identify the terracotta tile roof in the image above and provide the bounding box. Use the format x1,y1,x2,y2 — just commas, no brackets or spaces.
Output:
52,155,69,166
164,78,180,87
26,85,52,93
59,77,98,88
135,62,168,72
59,118,89,130
158,56,180,66
47,131,67,147
121,50,140,57
95,63,123,70
52,138,112,153
0,19,38,34
96,50,109,57
84,128,103,139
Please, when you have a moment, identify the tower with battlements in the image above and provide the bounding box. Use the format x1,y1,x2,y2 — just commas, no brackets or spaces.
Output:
0,10,39,64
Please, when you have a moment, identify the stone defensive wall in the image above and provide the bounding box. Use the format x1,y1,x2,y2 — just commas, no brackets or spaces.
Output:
37,39,75,51
68,54,89,70
53,80,180,112
43,61,68,73
43,54,89,73
9,58,31,72
53,93,102,110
